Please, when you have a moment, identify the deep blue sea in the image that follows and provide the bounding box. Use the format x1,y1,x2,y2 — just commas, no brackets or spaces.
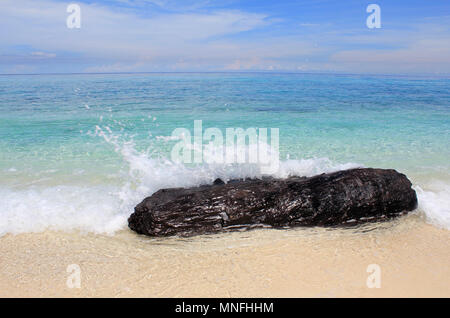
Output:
0,73,449,235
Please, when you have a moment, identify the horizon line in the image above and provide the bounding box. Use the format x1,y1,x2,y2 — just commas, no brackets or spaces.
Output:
0,71,449,78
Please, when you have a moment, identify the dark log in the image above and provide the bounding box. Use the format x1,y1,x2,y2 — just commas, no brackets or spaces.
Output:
128,168,418,237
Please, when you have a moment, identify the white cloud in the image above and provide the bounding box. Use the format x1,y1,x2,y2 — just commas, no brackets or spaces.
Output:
84,62,146,73
0,0,268,57
329,19,450,74
31,51,57,58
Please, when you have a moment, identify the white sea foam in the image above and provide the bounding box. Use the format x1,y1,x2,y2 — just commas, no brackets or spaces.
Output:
0,185,127,237
0,157,363,237
415,182,450,230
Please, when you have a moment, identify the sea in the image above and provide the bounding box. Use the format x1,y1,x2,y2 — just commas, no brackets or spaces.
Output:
0,72,449,236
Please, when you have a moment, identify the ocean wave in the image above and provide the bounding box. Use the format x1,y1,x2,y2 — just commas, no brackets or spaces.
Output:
0,132,362,236
0,125,448,236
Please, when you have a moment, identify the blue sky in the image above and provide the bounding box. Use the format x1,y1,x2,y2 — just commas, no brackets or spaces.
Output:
1,0,449,74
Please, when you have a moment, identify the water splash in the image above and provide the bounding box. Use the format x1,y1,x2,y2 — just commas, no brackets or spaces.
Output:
415,182,450,230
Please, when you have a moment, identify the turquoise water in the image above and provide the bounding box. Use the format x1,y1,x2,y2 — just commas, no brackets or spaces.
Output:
0,73,449,235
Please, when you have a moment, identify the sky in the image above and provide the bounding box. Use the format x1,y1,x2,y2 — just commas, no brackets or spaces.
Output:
1,0,450,75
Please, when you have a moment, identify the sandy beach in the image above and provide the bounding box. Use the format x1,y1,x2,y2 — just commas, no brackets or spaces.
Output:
1,214,448,298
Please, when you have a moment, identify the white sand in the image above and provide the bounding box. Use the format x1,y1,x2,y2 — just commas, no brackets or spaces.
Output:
0,214,449,297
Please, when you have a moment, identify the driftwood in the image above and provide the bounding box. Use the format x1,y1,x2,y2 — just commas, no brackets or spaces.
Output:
128,168,417,237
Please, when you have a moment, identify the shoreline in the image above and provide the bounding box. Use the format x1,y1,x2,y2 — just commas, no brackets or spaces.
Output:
1,215,449,297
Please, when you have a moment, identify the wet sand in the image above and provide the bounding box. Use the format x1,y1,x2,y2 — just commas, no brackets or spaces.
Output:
0,214,449,297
